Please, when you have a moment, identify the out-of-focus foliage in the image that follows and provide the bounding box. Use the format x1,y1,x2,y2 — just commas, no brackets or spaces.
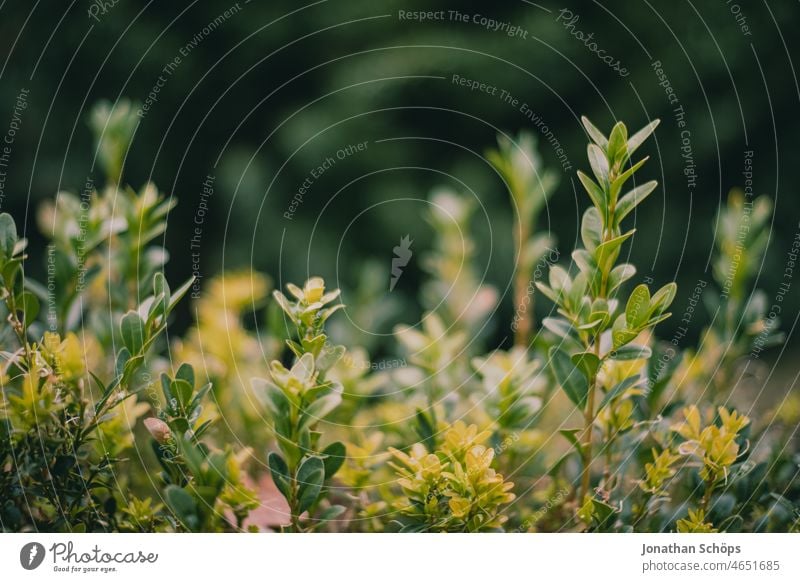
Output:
1,103,797,533
2,1,798,352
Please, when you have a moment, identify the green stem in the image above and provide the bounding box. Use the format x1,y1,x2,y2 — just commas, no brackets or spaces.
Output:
700,475,717,513
289,482,303,533
579,338,601,502
579,164,622,502
579,389,595,502
602,426,614,489
513,221,533,347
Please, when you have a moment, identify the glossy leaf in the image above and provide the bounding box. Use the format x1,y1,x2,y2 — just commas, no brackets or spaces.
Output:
598,376,642,412
321,441,346,479
625,119,660,158
616,181,658,224
549,347,589,408
610,344,652,360
296,456,325,514
572,351,601,380
268,452,292,501
594,230,635,272
626,284,651,329
120,311,146,354
581,116,608,149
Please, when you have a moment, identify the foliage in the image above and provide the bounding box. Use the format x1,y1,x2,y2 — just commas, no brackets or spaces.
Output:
535,117,675,521
0,204,190,530
421,188,498,337
388,421,515,532
488,131,557,345
253,277,348,532
1,103,797,533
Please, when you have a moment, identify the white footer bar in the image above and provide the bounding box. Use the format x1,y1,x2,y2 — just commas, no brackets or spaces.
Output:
2,533,798,581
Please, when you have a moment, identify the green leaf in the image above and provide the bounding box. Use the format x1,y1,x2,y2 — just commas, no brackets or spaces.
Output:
578,495,617,527
587,310,611,331
120,310,146,354
415,408,435,451
298,392,342,432
267,452,292,501
273,290,295,321
193,419,213,439
175,363,195,387
150,273,170,320
164,485,199,531
2,258,21,288
572,249,594,277
548,264,570,292
594,230,635,272
626,284,651,329
535,281,559,304
188,382,211,412
606,121,628,163
13,238,28,256
316,504,346,523
610,156,649,200
625,119,660,158
581,207,603,252
321,441,346,479
558,428,585,457
581,116,608,149
302,334,328,356
567,273,588,311
598,376,642,412
646,312,672,327
292,352,316,383
608,263,636,292
571,351,601,380
296,456,325,514
121,354,144,383
253,378,291,418
549,347,589,409
612,315,638,349
115,347,131,377
612,329,639,350
0,213,17,262
170,379,194,412
17,291,39,326
316,343,345,371
610,345,652,360
587,144,610,185
616,181,657,224
168,276,195,313
649,282,677,316
577,171,606,215
541,317,575,339
577,318,603,331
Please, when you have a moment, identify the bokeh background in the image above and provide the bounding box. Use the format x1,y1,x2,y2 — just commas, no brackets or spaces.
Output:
0,0,798,360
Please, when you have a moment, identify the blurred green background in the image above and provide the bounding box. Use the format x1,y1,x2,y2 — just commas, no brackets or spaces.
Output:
1,0,798,353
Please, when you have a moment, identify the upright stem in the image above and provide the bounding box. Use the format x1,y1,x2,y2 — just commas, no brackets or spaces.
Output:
579,166,618,502
579,387,595,501
289,471,304,533
700,476,716,513
579,337,601,501
602,426,614,489
513,222,532,347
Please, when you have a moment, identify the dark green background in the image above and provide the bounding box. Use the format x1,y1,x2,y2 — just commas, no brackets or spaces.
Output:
1,0,798,350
